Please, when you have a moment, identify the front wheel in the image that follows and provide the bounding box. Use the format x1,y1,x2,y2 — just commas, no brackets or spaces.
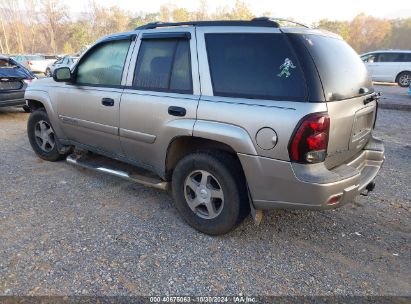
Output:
397,71,411,87
27,109,69,161
171,151,250,235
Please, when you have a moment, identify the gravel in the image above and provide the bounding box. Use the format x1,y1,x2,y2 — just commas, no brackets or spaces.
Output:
0,107,410,296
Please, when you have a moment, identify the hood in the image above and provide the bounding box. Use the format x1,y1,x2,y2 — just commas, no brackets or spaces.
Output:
26,76,57,90
0,66,34,79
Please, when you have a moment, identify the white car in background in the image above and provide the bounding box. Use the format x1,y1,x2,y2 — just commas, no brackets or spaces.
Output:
45,56,79,77
13,55,50,74
360,50,411,87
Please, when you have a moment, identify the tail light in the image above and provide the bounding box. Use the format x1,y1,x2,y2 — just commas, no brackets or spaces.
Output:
288,112,330,164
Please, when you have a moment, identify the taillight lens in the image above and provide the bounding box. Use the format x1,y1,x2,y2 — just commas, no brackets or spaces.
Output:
288,113,330,164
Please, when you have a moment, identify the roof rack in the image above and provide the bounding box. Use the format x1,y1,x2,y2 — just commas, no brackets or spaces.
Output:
135,18,280,30
262,17,310,28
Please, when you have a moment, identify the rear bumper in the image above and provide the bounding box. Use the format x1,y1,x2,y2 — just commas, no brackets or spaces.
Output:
239,135,385,210
0,89,26,107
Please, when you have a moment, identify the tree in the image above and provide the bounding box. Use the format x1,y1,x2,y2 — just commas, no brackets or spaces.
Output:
383,18,411,50
230,0,254,20
172,8,190,22
348,13,391,53
193,0,208,21
159,4,172,22
129,13,158,28
40,0,69,53
316,19,350,41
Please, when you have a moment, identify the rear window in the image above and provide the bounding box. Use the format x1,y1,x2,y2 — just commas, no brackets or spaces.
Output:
298,34,373,101
205,33,306,101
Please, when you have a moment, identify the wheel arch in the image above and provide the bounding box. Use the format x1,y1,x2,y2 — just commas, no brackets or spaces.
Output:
25,90,67,140
395,70,411,82
165,136,245,181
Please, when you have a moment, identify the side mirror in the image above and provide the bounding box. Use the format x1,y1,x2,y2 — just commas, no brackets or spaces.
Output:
53,67,72,82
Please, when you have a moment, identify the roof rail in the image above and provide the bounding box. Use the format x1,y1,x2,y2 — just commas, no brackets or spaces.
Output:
254,17,310,28
135,19,280,30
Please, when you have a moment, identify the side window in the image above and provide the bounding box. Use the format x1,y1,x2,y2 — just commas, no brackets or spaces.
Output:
76,39,131,86
378,53,400,62
363,54,377,63
369,54,377,63
398,53,411,62
133,38,192,93
205,33,306,101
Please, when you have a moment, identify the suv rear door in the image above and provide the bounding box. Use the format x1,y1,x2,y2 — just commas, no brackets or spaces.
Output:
289,32,377,168
119,28,200,173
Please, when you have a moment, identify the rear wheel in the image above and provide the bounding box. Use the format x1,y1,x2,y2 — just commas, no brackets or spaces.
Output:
27,109,69,161
45,68,52,77
397,71,411,87
171,151,250,235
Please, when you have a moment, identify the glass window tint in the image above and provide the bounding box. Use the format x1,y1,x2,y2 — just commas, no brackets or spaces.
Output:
76,40,131,86
205,33,306,101
377,53,401,62
134,39,192,93
398,53,411,62
170,41,192,91
299,34,372,101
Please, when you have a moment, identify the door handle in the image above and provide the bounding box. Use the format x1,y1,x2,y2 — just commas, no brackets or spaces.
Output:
168,106,186,117
102,98,114,107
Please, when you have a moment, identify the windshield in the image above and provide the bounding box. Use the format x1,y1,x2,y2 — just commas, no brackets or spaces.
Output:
298,34,373,101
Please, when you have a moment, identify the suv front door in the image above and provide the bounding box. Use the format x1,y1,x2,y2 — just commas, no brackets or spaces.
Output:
119,28,200,174
56,37,133,156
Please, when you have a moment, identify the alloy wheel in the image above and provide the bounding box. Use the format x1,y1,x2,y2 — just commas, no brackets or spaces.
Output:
34,120,55,152
399,74,411,87
184,170,224,219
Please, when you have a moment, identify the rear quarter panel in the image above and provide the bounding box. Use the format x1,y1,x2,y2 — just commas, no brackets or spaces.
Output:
196,97,326,160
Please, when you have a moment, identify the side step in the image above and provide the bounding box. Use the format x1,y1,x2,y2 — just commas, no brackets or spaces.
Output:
66,153,169,191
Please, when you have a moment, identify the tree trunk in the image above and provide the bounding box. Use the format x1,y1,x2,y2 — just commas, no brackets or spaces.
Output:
0,17,10,54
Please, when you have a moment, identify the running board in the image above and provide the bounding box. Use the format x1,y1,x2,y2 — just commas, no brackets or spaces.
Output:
66,153,169,191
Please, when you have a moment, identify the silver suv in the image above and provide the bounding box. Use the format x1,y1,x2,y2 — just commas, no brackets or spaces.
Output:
25,18,385,235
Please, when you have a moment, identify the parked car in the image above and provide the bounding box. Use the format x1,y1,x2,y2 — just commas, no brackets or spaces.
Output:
25,18,384,235
14,55,49,74
45,56,79,77
0,55,36,110
360,50,411,87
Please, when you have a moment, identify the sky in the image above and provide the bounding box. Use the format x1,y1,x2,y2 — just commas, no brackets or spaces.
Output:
66,0,411,24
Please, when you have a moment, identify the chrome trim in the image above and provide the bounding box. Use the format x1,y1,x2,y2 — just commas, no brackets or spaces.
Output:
66,154,168,190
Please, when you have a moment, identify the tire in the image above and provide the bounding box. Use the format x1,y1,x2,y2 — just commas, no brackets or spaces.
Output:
171,151,250,235
397,71,411,87
45,68,51,77
27,108,68,161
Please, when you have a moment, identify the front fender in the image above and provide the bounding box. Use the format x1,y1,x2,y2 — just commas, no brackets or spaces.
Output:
25,89,67,140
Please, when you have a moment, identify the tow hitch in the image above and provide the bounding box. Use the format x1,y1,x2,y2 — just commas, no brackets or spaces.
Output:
361,181,376,196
